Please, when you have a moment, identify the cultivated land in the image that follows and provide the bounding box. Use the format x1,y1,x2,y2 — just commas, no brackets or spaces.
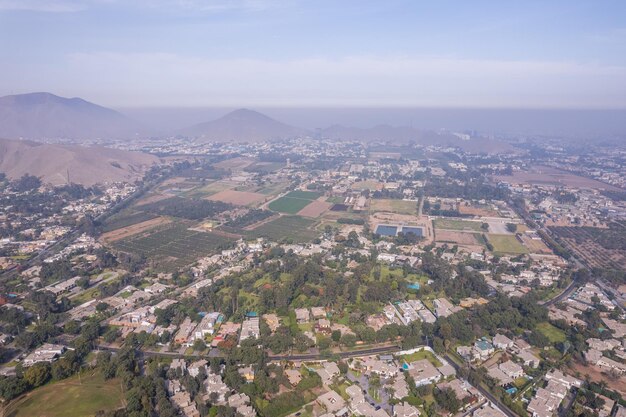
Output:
435,230,485,246
519,234,552,254
268,191,321,214
486,234,528,254
246,215,318,243
350,180,383,191
433,218,483,232
212,156,256,170
207,189,266,206
370,199,417,215
297,199,332,218
101,210,158,233
5,373,124,417
549,226,626,271
100,216,171,243
112,222,235,271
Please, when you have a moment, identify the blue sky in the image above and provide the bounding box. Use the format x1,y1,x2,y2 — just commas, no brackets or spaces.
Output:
1,0,625,108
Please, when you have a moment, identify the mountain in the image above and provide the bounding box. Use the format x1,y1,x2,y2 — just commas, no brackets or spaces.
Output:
180,108,308,142
0,138,159,186
0,92,143,140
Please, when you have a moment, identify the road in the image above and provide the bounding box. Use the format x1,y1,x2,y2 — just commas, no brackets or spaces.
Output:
443,353,518,417
541,277,579,307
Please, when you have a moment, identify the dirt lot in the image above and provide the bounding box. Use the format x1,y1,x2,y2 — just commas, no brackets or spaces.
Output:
458,204,499,217
101,217,171,243
134,193,170,206
370,199,417,215
297,199,332,218
436,230,483,245
519,234,552,254
213,157,256,170
569,362,626,397
495,165,622,191
207,189,266,206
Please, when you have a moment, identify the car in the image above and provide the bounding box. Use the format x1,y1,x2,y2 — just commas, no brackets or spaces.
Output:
376,406,381,410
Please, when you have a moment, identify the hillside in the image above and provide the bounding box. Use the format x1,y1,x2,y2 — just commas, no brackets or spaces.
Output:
0,92,143,140
180,108,308,142
0,138,159,186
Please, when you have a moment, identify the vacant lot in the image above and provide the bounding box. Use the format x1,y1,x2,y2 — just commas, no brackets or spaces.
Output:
213,156,256,170
436,230,485,246
207,189,266,206
494,165,622,191
298,200,332,218
350,180,383,191
536,322,566,343
458,204,499,217
370,199,417,215
5,372,124,417
247,216,318,243
433,218,483,232
519,234,552,254
487,234,528,254
101,216,171,243
113,222,236,271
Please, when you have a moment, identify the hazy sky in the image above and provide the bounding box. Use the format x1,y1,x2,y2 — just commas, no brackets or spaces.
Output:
1,0,625,108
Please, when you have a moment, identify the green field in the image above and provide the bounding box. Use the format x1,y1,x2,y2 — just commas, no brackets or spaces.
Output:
370,199,417,215
284,190,321,200
113,222,236,271
101,210,157,233
6,372,124,417
399,349,443,367
536,322,566,343
247,216,318,243
433,218,483,232
268,197,314,214
487,234,529,254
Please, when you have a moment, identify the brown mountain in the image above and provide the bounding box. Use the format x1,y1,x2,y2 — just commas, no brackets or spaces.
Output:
0,92,143,140
180,108,308,142
0,138,159,186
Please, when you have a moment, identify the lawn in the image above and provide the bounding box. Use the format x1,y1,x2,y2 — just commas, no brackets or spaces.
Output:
6,372,124,417
487,234,529,254
399,349,443,367
536,322,566,343
433,218,484,232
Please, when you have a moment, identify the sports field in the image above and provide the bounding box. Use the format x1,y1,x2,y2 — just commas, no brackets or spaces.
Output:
5,372,124,417
433,218,483,232
370,199,417,215
486,234,529,254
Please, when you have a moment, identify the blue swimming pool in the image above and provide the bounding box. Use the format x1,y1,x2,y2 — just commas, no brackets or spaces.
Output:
376,225,398,236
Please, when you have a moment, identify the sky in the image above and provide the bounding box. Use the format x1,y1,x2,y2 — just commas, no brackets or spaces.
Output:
1,0,626,108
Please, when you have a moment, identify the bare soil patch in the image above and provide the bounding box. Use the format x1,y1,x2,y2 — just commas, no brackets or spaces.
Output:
436,230,482,245
207,189,266,206
213,157,256,170
569,362,626,397
101,217,171,243
297,199,332,218
495,165,621,191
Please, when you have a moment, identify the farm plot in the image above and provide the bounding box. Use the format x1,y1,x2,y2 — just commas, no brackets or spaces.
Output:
268,191,321,214
139,196,232,220
247,216,318,243
370,199,417,215
101,216,171,243
207,189,266,206
113,222,235,271
297,199,332,218
549,225,626,271
433,218,483,232
486,234,528,254
101,210,158,233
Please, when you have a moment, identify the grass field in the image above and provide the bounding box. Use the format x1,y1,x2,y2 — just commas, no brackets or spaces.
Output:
370,199,417,215
537,322,566,343
284,190,321,200
433,218,483,232
113,222,236,271
5,372,124,417
399,349,443,367
487,234,529,254
247,216,318,243
268,197,314,214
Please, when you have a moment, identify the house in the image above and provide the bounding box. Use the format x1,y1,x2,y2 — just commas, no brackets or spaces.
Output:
22,343,66,367
545,369,582,389
238,366,255,383
239,316,260,343
499,360,524,378
317,390,346,413
487,366,512,386
473,403,506,417
394,402,421,417
492,334,514,349
517,350,540,368
174,318,197,345
311,306,326,318
285,369,302,386
295,308,310,323
188,360,207,377
432,298,461,318
407,359,442,386
317,361,340,385
473,340,495,359
316,318,332,334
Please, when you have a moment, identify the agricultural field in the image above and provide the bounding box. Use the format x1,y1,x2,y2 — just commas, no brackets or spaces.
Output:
100,216,171,243
100,210,158,233
5,372,124,417
370,199,417,215
297,200,332,218
138,196,232,220
350,180,383,191
519,234,552,254
433,218,483,232
549,225,626,271
486,234,528,254
435,230,485,247
268,191,321,214
246,216,318,243
207,189,266,206
112,222,236,271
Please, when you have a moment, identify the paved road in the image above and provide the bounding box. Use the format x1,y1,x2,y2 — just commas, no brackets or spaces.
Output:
542,277,579,307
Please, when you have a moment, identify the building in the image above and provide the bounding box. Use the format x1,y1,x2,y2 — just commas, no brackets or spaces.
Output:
22,343,66,367
317,390,346,414
295,308,310,323
407,359,442,386
492,334,514,349
239,316,260,343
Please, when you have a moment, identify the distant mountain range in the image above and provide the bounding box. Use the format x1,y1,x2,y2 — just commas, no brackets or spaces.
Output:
0,92,143,140
0,137,159,186
0,92,515,153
